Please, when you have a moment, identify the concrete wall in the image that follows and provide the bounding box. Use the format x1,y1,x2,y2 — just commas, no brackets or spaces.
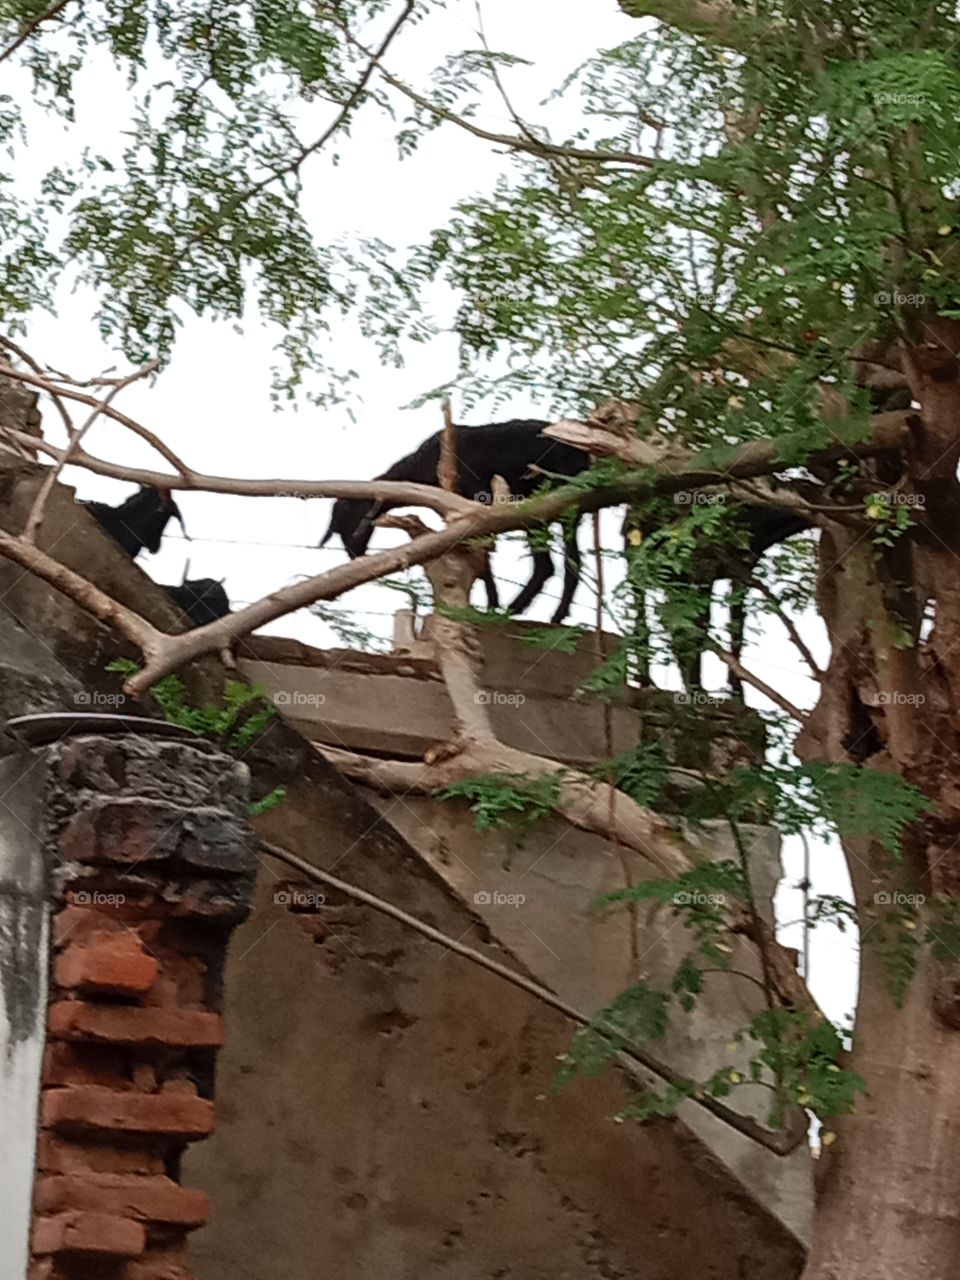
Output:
375,795,811,1243
0,457,811,1279
0,751,48,1276
185,763,806,1280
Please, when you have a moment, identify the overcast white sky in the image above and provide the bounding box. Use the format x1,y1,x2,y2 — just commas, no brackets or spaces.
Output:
9,0,855,1021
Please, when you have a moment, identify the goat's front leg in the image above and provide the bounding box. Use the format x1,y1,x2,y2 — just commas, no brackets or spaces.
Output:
506,540,554,616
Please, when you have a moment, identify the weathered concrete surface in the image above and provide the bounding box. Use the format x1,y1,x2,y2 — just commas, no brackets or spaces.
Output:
0,751,48,1276
374,794,811,1243
186,761,806,1280
239,629,765,773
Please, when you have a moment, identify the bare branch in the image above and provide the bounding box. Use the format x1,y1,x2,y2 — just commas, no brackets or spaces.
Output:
0,361,192,478
0,427,482,516
438,398,459,493
543,408,912,479
261,838,807,1155
0,525,165,657
319,741,689,878
0,335,74,438
750,579,823,680
711,647,807,722
23,359,160,543
618,0,780,50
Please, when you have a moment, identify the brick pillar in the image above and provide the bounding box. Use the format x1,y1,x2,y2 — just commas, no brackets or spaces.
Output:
26,731,255,1280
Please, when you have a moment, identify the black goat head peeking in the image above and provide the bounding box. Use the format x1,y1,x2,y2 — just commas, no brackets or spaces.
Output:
83,485,187,558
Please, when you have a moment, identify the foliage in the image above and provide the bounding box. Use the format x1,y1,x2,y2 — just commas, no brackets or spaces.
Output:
434,770,564,841
0,0,438,399
683,761,930,858
590,742,668,808
557,980,865,1126
601,860,745,983
107,657,274,750
248,785,287,817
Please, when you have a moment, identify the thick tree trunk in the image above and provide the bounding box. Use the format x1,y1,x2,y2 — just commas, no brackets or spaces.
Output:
798,338,960,1276
802,939,960,1279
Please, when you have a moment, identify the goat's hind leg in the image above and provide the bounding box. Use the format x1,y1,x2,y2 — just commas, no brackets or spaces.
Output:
506,539,554,617
550,526,582,624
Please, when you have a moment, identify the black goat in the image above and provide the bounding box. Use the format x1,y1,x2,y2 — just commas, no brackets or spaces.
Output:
625,500,810,694
82,486,185,557
163,578,231,628
321,420,592,623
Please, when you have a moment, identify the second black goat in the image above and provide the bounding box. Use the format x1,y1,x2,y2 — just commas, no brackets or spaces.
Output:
82,486,185,557
321,419,592,623
164,578,232,627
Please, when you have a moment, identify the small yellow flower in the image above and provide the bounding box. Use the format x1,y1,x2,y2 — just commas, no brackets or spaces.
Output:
939,225,953,236
821,1130,837,1146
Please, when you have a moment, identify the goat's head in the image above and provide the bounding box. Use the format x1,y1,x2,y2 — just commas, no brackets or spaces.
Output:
320,496,377,559
117,486,186,553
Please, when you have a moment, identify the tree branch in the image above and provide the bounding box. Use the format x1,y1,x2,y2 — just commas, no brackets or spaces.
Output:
0,335,74,438
711,647,808,722
0,427,481,516
618,0,780,50
0,362,192,478
22,359,160,543
338,20,659,171
750,579,823,680
0,526,165,656
260,838,807,1155
207,0,417,218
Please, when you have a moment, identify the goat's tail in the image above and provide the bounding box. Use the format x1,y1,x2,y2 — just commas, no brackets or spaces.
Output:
319,517,335,547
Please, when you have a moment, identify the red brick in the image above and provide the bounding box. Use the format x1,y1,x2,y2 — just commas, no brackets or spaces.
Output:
49,1003,223,1048
55,940,158,996
32,1210,145,1257
52,906,125,949
35,1174,209,1227
43,1086,215,1139
36,1135,164,1176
